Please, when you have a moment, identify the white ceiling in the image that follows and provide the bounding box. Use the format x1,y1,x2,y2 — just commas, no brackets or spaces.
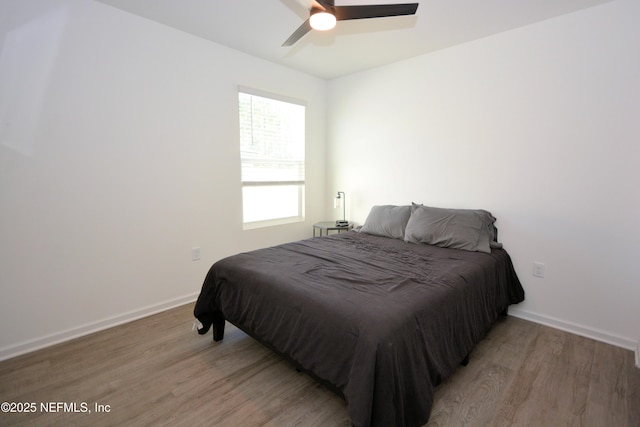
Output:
95,0,613,79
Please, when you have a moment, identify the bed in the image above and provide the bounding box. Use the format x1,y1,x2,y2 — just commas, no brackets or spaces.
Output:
194,204,524,426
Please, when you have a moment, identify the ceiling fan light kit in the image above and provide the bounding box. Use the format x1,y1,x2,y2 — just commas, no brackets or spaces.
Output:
283,0,419,47
310,9,337,31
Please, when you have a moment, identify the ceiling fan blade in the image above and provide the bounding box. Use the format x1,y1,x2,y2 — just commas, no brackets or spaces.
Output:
282,19,312,46
315,0,332,8
333,3,418,21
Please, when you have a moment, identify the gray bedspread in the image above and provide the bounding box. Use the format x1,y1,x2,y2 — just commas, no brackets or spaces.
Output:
194,231,524,426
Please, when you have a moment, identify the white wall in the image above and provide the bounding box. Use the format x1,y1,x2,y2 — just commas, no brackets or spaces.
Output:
0,0,326,360
327,0,639,349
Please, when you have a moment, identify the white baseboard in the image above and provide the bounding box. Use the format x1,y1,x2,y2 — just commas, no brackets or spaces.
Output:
0,293,199,362
3,298,637,366
509,307,636,351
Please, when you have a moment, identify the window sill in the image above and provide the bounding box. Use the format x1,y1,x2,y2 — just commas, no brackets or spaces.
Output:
242,215,304,230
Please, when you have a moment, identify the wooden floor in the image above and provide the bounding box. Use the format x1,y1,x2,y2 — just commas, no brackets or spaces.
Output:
1,303,638,427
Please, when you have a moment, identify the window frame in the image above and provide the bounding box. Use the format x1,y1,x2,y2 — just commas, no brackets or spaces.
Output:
238,87,306,230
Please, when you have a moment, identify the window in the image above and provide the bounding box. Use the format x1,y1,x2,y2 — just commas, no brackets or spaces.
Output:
238,90,305,229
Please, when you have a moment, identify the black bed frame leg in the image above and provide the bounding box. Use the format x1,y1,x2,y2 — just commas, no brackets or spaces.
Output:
212,312,226,342
461,354,470,366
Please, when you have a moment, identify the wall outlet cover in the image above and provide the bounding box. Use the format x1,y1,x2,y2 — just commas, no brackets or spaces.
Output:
533,261,545,278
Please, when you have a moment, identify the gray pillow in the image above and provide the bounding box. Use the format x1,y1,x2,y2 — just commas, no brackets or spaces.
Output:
360,205,412,240
404,204,496,253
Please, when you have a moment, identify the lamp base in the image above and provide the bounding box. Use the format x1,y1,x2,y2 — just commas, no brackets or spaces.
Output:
335,220,349,227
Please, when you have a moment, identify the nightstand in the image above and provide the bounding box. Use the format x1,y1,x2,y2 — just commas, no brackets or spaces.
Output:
313,221,353,237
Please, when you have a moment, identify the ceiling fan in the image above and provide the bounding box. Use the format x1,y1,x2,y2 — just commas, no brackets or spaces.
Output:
282,0,419,47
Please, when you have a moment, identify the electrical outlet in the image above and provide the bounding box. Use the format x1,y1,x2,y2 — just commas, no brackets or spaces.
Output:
191,247,201,261
533,262,545,278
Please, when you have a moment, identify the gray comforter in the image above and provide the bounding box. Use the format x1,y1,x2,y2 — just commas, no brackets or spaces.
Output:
194,231,524,426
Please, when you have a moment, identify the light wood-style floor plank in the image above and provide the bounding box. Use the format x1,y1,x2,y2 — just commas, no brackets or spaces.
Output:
0,303,638,426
